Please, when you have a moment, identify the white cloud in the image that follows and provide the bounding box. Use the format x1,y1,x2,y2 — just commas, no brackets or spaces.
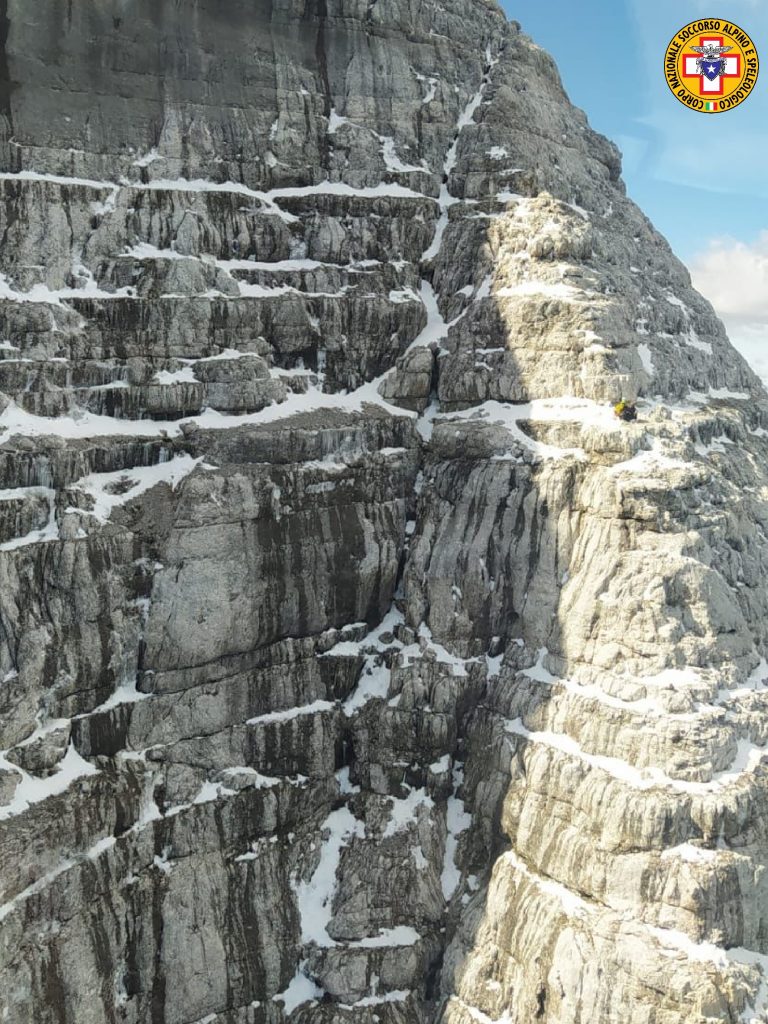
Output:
689,233,768,319
688,234,768,383
724,322,768,386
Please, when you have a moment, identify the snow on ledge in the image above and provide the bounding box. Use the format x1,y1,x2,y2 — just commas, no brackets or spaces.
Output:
506,715,767,796
438,397,621,462
71,454,203,523
501,847,768,1015
246,699,334,726
444,995,513,1024
272,964,324,1014
383,787,434,839
346,925,421,948
0,376,415,447
86,678,152,714
340,990,410,1009
321,606,405,716
0,488,58,552
0,743,98,821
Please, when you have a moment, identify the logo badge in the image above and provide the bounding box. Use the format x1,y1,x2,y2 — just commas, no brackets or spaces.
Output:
664,20,759,113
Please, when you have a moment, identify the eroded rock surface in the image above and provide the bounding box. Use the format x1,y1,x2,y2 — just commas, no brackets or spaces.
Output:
1,2,768,1023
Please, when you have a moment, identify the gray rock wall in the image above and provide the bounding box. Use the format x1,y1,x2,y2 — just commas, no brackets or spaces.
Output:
1,2,768,1023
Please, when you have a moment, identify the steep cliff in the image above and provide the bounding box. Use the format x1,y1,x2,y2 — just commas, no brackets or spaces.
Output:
1,2,768,1023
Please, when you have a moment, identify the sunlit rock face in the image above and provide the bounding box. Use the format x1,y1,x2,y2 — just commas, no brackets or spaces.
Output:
1,2,768,1023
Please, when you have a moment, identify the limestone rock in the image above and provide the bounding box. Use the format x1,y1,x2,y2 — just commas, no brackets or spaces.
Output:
1,2,768,1024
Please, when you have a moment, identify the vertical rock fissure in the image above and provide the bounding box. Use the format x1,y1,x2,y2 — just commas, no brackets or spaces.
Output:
0,0,15,170
313,0,333,174
0,0,12,120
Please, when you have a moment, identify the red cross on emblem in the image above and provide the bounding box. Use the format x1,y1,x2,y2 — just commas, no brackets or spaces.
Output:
683,35,741,96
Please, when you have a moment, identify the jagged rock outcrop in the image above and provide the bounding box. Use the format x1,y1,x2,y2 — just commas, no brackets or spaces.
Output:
1,2,768,1023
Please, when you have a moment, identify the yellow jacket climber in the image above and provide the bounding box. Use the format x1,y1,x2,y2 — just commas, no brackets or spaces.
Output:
614,399,637,422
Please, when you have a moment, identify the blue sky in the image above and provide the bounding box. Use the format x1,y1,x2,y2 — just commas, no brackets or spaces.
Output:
501,0,768,377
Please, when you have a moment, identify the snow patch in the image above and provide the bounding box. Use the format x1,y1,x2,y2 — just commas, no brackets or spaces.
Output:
341,990,410,1009
0,743,98,821
347,926,420,948
272,964,323,1013
295,806,363,946
507,717,767,795
153,365,198,385
89,677,152,713
132,148,161,169
637,343,654,377
380,136,424,174
441,766,472,900
247,700,334,726
496,281,580,301
327,109,348,134
383,787,434,838
400,622,476,678
0,488,58,552
322,607,405,716
660,843,720,864
71,455,203,523
414,70,439,105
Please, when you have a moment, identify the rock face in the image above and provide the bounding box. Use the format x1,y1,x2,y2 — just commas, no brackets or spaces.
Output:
1,2,768,1023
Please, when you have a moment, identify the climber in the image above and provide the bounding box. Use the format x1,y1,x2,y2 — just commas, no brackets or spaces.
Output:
613,399,637,422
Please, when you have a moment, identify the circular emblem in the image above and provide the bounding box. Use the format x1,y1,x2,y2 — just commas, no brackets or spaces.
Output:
664,19,759,113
